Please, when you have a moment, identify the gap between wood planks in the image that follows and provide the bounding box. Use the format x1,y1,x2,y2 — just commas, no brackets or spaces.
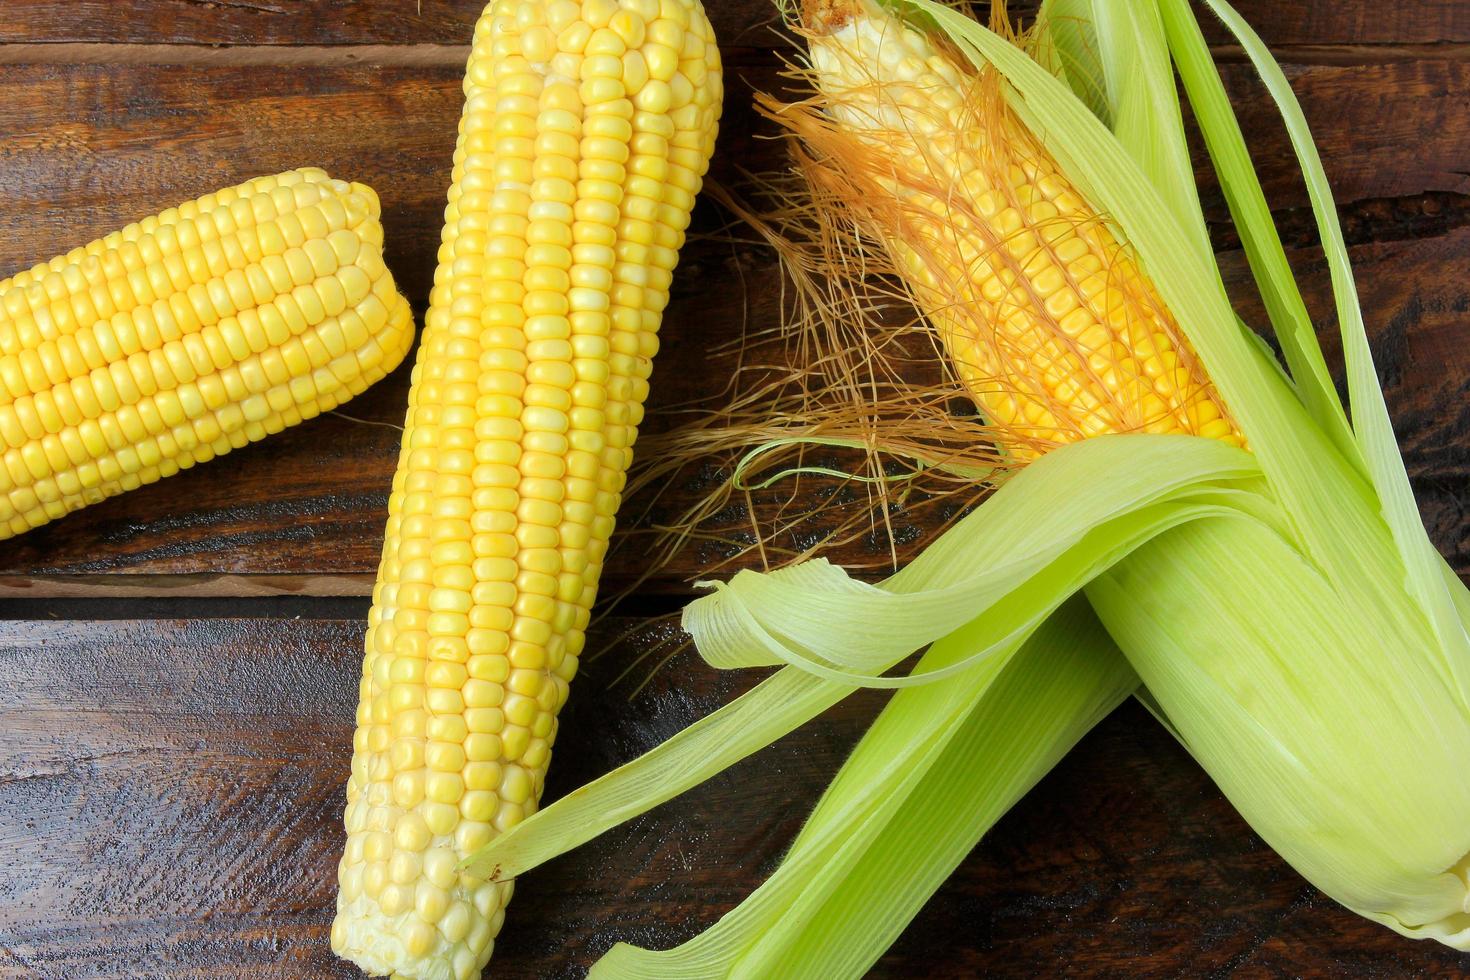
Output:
0,40,1465,68
0,590,690,621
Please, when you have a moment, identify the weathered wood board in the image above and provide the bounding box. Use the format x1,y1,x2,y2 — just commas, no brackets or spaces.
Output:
3,617,1466,978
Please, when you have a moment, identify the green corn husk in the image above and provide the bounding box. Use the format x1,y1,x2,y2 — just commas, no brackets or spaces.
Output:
944,0,1470,944
462,0,1470,971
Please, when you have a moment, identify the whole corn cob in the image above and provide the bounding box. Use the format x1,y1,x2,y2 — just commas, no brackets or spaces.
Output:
330,1,722,977
797,0,1243,456
0,168,414,539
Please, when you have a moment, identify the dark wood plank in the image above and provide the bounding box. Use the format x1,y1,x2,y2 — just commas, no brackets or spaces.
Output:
1211,61,1470,211
1204,1,1470,47
0,0,487,45
0,0,781,49
0,62,463,309
1,616,1466,978
1,57,1469,595
1,0,1466,49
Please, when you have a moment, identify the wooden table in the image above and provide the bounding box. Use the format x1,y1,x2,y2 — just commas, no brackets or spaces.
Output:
2,2,1469,977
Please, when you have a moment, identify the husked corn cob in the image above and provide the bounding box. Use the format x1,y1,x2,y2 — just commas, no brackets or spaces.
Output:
0,168,414,538
331,1,722,976
800,0,1243,455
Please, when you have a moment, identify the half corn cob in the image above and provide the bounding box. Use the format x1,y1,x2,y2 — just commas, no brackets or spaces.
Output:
0,168,414,539
330,1,722,976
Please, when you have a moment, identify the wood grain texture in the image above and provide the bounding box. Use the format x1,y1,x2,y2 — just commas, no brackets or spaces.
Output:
1204,1,1470,47
2,616,1466,979
1213,61,1470,210
0,0,783,49
1,55,1469,595
1,0,1468,48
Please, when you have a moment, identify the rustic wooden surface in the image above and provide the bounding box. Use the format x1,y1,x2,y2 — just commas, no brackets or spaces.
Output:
2,2,1469,979
3,615,1468,979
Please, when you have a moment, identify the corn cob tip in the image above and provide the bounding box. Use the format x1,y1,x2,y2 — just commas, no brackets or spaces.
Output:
802,0,862,34
347,181,383,219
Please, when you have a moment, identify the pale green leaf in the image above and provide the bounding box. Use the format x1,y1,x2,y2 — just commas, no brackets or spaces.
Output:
688,435,1262,686
1089,516,1470,943
462,435,1260,880
1087,0,1212,261
593,598,1136,979
1196,0,1470,720
1156,0,1359,467
1032,0,1109,121
592,627,1025,979
744,599,1136,978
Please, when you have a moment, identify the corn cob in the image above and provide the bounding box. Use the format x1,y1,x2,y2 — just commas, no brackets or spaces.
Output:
330,1,722,976
799,0,1243,456
0,168,414,539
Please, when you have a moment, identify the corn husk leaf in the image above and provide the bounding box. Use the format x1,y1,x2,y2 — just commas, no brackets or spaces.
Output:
1088,518,1470,944
1154,0,1359,466
594,597,1136,978
917,0,1470,941
462,434,1259,880
1187,0,1470,704
1031,0,1108,123
1076,0,1212,262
